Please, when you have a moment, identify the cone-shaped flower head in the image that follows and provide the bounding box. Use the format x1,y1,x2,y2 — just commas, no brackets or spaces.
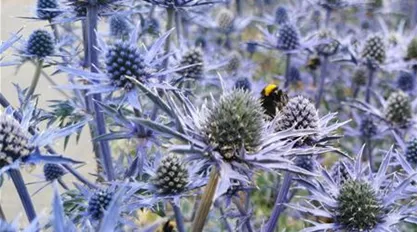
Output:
109,15,131,38
43,163,65,181
26,30,55,59
152,154,189,195
203,90,264,160
234,77,251,91
216,8,234,33
276,96,319,132
359,115,377,138
88,188,113,220
384,91,412,127
276,23,300,51
352,68,367,86
176,47,204,80
275,6,289,25
226,51,242,73
397,71,415,92
105,41,148,90
36,0,60,19
315,29,339,56
336,180,384,231
0,114,33,168
405,137,417,166
362,35,386,66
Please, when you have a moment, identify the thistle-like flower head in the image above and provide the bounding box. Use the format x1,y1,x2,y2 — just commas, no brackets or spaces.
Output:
352,68,367,86
176,47,204,80
362,35,386,67
384,91,412,127
397,71,415,92
105,41,149,91
359,115,377,138
276,95,319,135
109,15,131,38
43,163,66,181
0,114,33,168
216,8,235,33
88,188,114,220
226,51,242,73
36,0,60,20
405,137,417,166
26,29,55,59
315,29,340,56
275,6,289,25
276,23,300,51
291,148,416,231
151,154,189,195
203,90,264,160
336,180,384,231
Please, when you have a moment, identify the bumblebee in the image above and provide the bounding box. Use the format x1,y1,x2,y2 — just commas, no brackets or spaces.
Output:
306,56,321,70
157,220,176,232
260,84,289,118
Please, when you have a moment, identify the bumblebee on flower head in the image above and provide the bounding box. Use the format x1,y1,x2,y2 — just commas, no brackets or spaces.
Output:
260,84,289,118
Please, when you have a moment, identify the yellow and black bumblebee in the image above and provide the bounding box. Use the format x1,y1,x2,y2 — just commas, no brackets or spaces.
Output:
260,84,289,118
306,55,321,70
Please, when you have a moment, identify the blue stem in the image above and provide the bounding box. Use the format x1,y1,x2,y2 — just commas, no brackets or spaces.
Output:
9,169,37,222
315,56,328,108
284,53,292,89
87,0,115,181
171,202,186,232
265,172,292,232
365,68,375,103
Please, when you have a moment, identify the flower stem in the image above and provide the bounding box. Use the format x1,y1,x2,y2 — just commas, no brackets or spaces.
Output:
232,197,254,232
236,0,242,16
9,169,37,222
175,11,182,45
163,7,175,69
25,59,44,102
365,67,375,103
87,0,115,181
171,202,186,232
191,167,220,232
284,53,292,89
265,172,292,232
315,56,328,108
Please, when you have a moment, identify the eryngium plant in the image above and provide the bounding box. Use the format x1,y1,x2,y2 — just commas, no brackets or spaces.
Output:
25,30,55,59
109,15,132,39
105,41,149,91
276,23,300,51
405,137,417,166
362,35,386,66
384,91,412,127
36,0,60,20
176,47,204,80
291,148,417,231
43,163,66,181
0,114,33,168
88,188,113,220
203,90,264,160
151,154,189,195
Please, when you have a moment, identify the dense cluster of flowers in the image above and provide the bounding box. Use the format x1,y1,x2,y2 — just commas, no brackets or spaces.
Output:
1,0,417,231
